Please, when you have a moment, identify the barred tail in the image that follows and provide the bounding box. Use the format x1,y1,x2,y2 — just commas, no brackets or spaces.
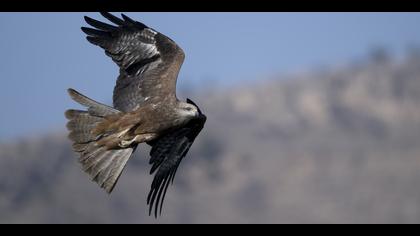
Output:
65,88,136,193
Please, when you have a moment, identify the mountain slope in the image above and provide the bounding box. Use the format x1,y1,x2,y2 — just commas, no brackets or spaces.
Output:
1,55,420,223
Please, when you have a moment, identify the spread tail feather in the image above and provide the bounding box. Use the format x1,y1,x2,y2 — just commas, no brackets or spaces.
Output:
77,142,136,193
65,88,135,193
67,88,119,117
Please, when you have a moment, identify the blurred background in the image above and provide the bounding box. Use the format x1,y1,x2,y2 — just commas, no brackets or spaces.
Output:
1,12,420,223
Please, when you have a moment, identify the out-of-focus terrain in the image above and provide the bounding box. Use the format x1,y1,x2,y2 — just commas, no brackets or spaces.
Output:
1,50,420,223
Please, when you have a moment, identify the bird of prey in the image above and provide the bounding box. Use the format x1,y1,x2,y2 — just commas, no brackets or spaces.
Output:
65,12,207,217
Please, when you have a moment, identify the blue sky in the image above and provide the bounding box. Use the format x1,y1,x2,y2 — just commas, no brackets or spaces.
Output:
1,12,420,141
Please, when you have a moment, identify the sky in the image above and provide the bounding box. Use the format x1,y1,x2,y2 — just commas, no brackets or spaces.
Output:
1,12,420,141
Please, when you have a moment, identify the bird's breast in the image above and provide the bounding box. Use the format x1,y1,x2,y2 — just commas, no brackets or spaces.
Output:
133,105,180,134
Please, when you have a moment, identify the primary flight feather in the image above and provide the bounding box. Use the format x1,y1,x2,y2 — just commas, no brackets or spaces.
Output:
65,12,207,217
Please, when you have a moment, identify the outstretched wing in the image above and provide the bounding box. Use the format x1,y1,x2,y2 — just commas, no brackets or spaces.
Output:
82,12,185,112
146,100,206,218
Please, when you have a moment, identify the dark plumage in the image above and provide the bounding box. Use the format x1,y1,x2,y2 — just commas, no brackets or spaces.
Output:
65,12,206,217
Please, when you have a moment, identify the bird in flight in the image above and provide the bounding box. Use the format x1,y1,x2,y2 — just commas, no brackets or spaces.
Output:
65,12,207,217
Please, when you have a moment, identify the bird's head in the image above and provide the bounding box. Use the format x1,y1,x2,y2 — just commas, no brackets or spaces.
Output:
177,100,200,119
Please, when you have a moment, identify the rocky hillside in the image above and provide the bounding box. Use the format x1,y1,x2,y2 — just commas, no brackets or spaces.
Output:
1,54,420,223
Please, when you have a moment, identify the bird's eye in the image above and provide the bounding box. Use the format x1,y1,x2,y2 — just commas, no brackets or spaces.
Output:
186,107,192,111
